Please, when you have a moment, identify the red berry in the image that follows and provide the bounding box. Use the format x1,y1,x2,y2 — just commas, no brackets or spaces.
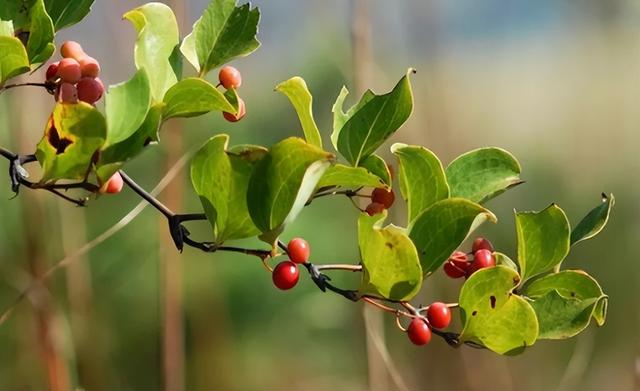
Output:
288,237,310,264
272,261,299,290
223,98,246,122
57,58,81,83
77,77,104,104
46,62,59,81
79,56,100,78
371,187,395,209
60,41,85,60
426,302,451,329
218,65,242,89
365,202,385,216
443,260,466,279
472,237,494,253
468,249,496,276
99,172,124,194
449,250,469,270
57,83,78,103
407,318,431,345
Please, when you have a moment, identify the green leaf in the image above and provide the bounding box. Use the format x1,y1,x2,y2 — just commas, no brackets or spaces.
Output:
43,0,94,31
0,36,30,84
524,270,607,339
191,135,265,243
96,104,162,182
180,0,260,76
494,252,518,273
316,164,385,190
124,3,179,101
516,204,571,282
247,137,334,245
571,193,615,246
105,69,151,147
36,103,106,182
459,266,538,354
25,0,55,64
357,212,422,301
409,198,496,276
0,0,34,31
162,77,235,120
275,77,322,148
358,154,391,186
331,87,374,150
391,143,449,224
0,21,14,36
334,69,415,165
446,147,522,204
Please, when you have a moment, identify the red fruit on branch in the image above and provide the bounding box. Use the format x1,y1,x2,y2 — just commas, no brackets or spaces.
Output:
443,261,466,278
426,302,451,329
407,318,431,345
77,77,104,104
46,62,59,81
223,98,246,122
58,83,78,103
365,202,385,216
57,58,82,83
219,65,242,89
100,172,124,194
288,238,310,264
272,261,299,290
443,250,469,278
472,237,494,253
60,41,85,60
467,249,496,276
371,187,395,209
79,56,100,78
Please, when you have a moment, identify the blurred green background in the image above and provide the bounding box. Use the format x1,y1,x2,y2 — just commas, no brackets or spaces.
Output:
0,1,638,390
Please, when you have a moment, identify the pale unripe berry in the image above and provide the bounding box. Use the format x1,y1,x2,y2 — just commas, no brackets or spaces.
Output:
79,56,100,78
218,65,242,89
60,41,85,61
77,77,104,104
58,58,82,83
100,172,124,194
58,83,78,103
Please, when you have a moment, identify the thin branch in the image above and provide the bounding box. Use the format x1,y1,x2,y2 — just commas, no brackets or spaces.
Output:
119,170,174,218
316,263,362,272
0,82,53,94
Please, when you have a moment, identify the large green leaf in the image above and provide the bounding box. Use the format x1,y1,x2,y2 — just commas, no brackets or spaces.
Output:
516,204,571,282
36,103,106,182
316,164,385,190
162,77,235,120
446,147,522,204
0,36,30,84
275,77,322,148
44,0,94,31
358,154,391,186
524,270,607,339
191,135,265,243
331,87,374,150
25,0,55,64
0,0,35,31
409,198,496,276
0,21,13,36
357,212,422,301
96,104,162,182
124,3,179,101
333,69,414,165
105,69,151,147
391,143,449,224
247,137,334,245
459,266,538,354
180,0,260,76
571,193,615,246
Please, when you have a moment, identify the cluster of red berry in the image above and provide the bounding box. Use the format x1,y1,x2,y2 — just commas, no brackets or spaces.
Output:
218,66,246,122
45,41,104,105
406,302,452,345
365,187,395,216
272,238,310,290
443,237,496,279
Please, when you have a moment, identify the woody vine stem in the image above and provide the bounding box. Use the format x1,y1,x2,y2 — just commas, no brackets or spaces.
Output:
0,138,471,348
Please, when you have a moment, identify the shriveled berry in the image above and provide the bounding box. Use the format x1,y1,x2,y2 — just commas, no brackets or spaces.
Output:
272,261,299,290
365,202,385,216
371,187,395,209
58,82,78,103
46,62,59,81
287,238,310,264
77,77,104,104
100,172,124,194
223,98,246,122
60,41,85,60
467,249,496,276
218,65,242,89
407,318,431,346
449,250,469,270
443,260,466,279
79,56,100,78
472,237,494,253
426,302,451,329
57,58,81,83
